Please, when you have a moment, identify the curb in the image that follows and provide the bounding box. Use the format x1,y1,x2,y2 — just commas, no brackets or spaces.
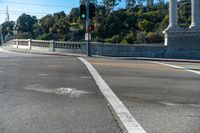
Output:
1,48,86,57
92,55,200,63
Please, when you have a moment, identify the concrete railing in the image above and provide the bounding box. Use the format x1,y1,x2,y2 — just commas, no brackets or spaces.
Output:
3,39,84,53
2,39,167,58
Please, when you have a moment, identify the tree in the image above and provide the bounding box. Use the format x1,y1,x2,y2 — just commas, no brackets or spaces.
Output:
49,17,70,41
126,0,136,9
98,11,125,38
17,13,37,34
1,21,15,40
68,8,80,23
102,0,121,12
138,19,154,32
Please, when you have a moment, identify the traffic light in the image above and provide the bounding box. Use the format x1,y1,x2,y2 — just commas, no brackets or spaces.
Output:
88,24,94,31
89,3,95,19
80,4,86,20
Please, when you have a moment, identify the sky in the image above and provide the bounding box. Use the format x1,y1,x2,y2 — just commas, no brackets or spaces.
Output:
0,0,127,24
0,0,79,24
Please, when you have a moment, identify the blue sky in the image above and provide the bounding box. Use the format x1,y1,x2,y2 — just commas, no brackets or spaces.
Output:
0,0,78,23
0,0,128,24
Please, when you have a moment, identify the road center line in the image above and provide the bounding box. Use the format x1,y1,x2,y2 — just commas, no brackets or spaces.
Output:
151,61,200,75
79,57,146,133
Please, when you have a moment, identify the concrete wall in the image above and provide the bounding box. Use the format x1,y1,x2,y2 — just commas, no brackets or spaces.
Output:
90,43,166,58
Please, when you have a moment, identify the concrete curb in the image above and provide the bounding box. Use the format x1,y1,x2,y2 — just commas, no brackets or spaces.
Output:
92,55,200,63
1,48,86,57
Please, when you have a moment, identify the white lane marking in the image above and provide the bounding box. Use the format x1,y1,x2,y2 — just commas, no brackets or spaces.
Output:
151,61,200,75
78,57,146,133
23,84,89,97
80,76,92,79
38,73,48,76
0,71,4,73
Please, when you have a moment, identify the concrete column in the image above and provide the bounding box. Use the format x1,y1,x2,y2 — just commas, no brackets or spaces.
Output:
49,40,55,52
16,39,19,48
190,0,200,28
168,0,178,28
28,39,31,50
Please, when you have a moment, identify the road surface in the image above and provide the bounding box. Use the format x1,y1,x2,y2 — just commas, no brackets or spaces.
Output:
87,57,200,133
0,51,121,133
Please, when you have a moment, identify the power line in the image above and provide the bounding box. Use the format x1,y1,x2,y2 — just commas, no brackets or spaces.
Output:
0,9,52,15
0,12,44,17
0,1,76,8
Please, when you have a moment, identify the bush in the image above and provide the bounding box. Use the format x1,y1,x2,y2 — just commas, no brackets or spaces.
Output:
146,32,163,43
105,35,122,43
136,32,147,44
121,32,137,44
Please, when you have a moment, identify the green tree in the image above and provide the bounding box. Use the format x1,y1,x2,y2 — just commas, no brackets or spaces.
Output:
16,13,37,34
68,8,80,23
1,21,15,40
50,17,70,41
138,19,154,32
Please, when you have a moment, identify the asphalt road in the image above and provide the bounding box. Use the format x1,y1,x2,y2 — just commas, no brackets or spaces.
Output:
0,51,121,133
87,58,200,133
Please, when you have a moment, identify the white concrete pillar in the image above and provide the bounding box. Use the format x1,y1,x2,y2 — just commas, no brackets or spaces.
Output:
28,39,31,50
190,0,200,28
168,0,178,28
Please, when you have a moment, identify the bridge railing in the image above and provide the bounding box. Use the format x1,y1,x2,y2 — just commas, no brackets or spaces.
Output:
2,39,85,53
2,39,166,58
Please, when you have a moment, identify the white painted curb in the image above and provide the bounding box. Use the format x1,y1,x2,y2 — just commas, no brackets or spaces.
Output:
79,57,146,133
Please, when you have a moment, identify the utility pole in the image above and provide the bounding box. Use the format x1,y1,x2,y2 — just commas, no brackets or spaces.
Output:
6,6,9,22
86,0,91,57
80,0,95,57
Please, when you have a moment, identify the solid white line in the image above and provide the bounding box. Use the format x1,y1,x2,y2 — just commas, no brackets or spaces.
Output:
151,61,200,75
78,57,146,133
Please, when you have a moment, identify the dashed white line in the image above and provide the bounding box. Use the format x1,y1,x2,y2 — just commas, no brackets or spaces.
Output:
79,57,146,133
151,61,200,75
